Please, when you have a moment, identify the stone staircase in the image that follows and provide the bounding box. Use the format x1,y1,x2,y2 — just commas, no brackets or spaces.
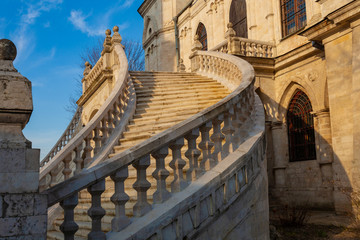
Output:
47,71,230,239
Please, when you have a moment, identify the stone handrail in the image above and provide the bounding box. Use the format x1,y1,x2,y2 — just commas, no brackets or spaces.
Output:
211,23,276,58
40,107,82,167
210,39,228,53
42,50,258,239
39,27,136,192
227,36,276,57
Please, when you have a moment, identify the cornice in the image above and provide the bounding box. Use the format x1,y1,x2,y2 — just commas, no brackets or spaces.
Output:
300,0,360,41
138,0,157,17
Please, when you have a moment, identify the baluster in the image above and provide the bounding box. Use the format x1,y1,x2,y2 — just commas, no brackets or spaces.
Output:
251,43,256,57
263,45,268,57
199,122,215,171
132,155,152,216
269,46,273,57
60,193,79,240
111,167,130,231
62,153,72,180
257,44,262,57
169,138,188,192
74,144,83,175
222,108,235,159
151,147,171,203
50,164,61,187
93,125,101,154
231,102,243,150
88,179,106,240
185,129,201,181
84,132,93,167
211,114,225,163
101,115,109,146
107,110,114,134
113,101,120,125
240,41,245,55
245,42,251,56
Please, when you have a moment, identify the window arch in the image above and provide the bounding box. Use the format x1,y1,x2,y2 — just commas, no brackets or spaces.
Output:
196,23,208,50
229,0,248,38
281,0,306,37
287,90,316,162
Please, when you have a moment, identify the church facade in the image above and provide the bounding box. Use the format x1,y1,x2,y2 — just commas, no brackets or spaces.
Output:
138,0,360,216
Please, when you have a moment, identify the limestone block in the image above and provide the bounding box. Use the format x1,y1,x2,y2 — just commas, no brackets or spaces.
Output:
33,194,47,216
0,215,46,237
0,148,26,172
25,148,40,171
181,211,193,236
3,194,34,217
161,222,176,240
0,172,39,193
0,235,46,240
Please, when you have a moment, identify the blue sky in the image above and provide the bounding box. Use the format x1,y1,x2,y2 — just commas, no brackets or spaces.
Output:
1,0,144,158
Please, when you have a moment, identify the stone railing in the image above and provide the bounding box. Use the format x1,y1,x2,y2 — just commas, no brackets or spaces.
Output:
40,107,82,167
39,27,136,192
42,50,266,239
211,23,276,58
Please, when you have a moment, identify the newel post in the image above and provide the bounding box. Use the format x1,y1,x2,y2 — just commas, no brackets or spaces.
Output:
0,39,47,239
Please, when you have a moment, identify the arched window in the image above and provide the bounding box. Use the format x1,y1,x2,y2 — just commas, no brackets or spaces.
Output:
281,0,306,37
196,23,208,50
287,90,316,162
229,0,248,38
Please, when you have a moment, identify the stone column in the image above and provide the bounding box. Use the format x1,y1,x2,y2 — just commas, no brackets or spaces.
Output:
0,39,47,239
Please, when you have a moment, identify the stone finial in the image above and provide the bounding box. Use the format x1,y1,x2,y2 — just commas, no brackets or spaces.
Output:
191,35,203,52
0,39,17,61
0,39,32,131
83,61,92,77
101,29,112,56
111,25,123,45
225,22,236,39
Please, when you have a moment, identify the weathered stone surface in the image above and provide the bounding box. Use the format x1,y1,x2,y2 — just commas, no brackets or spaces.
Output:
0,215,47,237
0,172,39,193
0,148,26,172
0,39,16,61
4,194,34,217
33,194,47,216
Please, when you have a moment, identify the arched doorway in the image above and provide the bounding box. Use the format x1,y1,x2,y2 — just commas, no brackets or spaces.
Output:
229,0,248,38
196,23,208,50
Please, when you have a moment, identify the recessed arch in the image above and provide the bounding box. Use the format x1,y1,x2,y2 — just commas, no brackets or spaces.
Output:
196,22,208,50
229,0,248,38
287,90,316,162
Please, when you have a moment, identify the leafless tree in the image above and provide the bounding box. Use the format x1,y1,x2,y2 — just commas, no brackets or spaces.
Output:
65,38,145,114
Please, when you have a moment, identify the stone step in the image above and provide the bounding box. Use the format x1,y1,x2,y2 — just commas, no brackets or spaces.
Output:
135,85,226,95
133,81,222,89
132,78,217,85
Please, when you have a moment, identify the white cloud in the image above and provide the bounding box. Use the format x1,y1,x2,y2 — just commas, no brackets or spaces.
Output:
13,0,63,63
68,10,104,37
120,0,135,8
68,9,129,37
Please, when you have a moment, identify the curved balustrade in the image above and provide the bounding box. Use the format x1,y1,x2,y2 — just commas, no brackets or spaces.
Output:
40,107,82,167
42,49,264,239
39,27,136,192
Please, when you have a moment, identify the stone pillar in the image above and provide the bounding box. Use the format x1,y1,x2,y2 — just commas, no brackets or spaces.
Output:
323,29,353,214
351,19,360,218
270,121,287,188
314,109,334,186
0,39,47,239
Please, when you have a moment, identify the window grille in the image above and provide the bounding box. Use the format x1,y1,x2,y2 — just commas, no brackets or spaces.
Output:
196,23,208,50
281,0,306,36
287,90,316,162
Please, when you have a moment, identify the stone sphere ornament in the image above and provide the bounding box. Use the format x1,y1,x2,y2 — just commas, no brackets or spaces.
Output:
0,39,17,61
